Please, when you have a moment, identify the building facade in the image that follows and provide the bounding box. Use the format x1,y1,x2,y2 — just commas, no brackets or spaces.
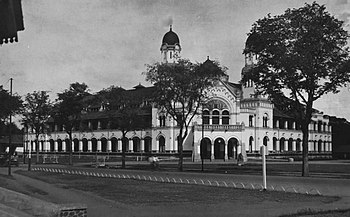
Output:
25,27,332,161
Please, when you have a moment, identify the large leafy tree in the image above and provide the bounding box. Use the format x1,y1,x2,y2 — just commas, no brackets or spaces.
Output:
144,58,226,171
242,2,350,176
97,86,151,169
53,82,90,165
22,91,52,165
0,85,22,122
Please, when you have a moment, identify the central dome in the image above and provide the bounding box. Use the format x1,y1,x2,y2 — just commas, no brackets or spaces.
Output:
162,26,180,46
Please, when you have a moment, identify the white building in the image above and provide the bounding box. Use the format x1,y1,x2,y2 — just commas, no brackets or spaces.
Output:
25,27,332,161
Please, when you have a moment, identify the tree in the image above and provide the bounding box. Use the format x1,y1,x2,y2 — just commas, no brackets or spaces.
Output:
22,91,52,165
242,2,350,176
97,86,151,169
52,82,90,165
0,86,22,122
144,58,226,171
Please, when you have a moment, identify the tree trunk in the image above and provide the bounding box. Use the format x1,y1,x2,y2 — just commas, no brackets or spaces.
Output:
121,134,126,169
178,127,187,172
301,124,309,177
69,132,73,166
178,136,183,171
301,101,313,177
36,136,39,164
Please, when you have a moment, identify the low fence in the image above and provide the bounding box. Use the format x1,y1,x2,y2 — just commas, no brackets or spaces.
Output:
32,166,322,196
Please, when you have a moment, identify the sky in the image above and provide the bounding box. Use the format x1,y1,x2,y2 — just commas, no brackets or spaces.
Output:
1,0,350,120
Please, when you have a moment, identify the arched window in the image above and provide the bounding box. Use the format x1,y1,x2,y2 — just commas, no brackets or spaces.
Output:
249,115,254,127
159,115,166,127
222,110,229,125
263,113,268,128
202,110,210,125
212,110,220,125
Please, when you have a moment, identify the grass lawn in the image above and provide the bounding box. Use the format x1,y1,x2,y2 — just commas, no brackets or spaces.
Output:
8,170,345,217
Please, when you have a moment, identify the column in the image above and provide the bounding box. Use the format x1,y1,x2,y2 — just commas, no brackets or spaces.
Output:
224,143,228,161
211,143,214,160
156,140,160,153
62,140,66,152
276,140,280,152
97,121,101,130
97,140,102,152
140,139,145,152
79,140,83,152
88,140,92,152
45,140,50,152
284,141,288,151
129,139,133,152
292,140,296,151
117,139,122,152
54,141,58,152
107,140,112,152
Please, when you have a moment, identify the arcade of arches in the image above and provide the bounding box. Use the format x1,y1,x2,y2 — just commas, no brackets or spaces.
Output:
25,135,168,154
200,137,239,160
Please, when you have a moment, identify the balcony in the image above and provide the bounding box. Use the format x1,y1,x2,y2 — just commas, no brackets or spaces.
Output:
194,124,244,132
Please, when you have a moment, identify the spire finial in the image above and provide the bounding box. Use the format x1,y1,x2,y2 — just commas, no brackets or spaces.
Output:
170,25,172,31
207,56,209,60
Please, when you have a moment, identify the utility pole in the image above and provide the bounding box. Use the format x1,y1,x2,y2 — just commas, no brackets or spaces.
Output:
8,78,13,176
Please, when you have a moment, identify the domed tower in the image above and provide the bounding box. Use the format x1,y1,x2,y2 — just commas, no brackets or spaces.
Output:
242,33,259,99
160,25,181,63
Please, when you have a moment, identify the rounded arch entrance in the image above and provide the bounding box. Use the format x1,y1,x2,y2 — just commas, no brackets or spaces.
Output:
111,137,118,152
228,138,238,159
158,136,165,152
144,137,152,153
200,138,211,159
91,138,97,152
73,138,79,152
133,137,141,152
49,139,54,152
82,138,88,152
101,138,108,152
214,138,225,159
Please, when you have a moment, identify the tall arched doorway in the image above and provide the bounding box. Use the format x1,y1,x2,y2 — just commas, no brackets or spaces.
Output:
200,138,211,159
249,136,254,152
214,138,225,159
280,138,285,152
82,138,88,152
111,137,118,152
228,138,238,159
101,138,107,152
144,137,152,153
133,137,141,152
73,138,79,152
91,138,97,152
158,136,165,152
288,138,293,151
